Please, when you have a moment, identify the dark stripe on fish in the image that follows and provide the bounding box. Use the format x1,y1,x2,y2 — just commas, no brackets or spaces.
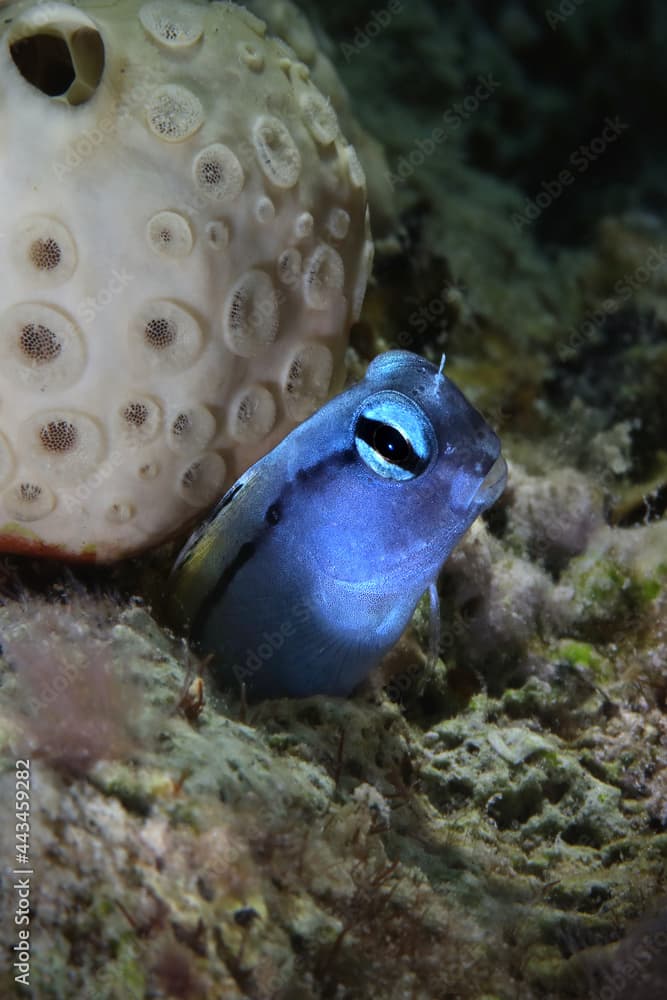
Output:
190,539,256,639
188,448,356,636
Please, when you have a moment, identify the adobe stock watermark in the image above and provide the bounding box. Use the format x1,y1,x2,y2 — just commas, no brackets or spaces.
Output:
51,64,163,180
76,267,134,325
512,116,629,230
394,281,463,350
232,601,314,687
558,243,667,361
340,0,404,63
590,929,667,1000
58,448,125,514
27,663,79,711
385,74,501,188
12,759,32,990
546,0,590,31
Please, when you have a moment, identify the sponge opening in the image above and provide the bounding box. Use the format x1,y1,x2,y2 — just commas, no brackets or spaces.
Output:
9,19,104,106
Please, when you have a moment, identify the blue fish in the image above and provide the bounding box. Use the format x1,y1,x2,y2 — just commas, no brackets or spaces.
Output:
168,351,506,699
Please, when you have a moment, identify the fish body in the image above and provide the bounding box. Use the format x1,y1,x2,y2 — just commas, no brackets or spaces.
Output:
168,351,506,699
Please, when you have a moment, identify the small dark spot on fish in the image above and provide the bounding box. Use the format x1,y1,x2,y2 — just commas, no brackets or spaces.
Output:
234,906,259,927
265,503,281,526
191,540,256,637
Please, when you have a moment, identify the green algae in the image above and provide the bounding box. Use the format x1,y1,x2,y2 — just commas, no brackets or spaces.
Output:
559,641,599,670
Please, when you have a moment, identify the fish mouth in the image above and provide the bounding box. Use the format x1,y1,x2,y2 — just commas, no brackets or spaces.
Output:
471,454,508,511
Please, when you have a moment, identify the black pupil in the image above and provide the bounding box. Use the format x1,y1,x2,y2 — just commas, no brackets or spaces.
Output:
356,416,418,471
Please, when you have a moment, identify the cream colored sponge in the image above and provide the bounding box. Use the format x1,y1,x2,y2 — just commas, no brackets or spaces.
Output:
0,0,372,561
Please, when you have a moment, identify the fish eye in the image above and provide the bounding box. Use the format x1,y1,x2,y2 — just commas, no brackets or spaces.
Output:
353,390,435,480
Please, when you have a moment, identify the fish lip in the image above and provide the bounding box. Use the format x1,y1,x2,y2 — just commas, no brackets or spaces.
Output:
471,454,508,510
